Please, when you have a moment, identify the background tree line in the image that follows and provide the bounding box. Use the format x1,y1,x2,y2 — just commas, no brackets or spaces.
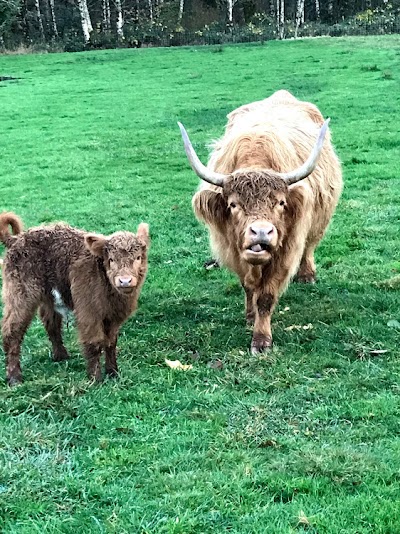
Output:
1,0,400,51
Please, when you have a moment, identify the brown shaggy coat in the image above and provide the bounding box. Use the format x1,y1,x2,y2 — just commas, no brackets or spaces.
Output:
192,90,343,353
0,212,149,385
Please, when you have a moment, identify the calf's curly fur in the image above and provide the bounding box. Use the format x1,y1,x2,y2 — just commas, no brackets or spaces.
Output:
0,212,149,385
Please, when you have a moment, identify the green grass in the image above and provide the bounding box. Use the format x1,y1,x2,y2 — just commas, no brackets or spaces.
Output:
0,35,399,533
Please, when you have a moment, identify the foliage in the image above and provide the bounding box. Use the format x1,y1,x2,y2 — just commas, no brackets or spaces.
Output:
0,35,400,532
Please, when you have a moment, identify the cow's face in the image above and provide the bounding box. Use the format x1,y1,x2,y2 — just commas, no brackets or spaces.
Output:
223,172,289,265
85,224,149,295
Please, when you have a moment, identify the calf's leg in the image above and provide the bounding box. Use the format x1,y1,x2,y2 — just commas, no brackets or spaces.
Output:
39,300,69,362
2,303,37,385
83,342,103,382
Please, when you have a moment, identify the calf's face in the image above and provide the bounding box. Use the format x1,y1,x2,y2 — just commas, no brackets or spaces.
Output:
85,223,149,295
224,172,289,266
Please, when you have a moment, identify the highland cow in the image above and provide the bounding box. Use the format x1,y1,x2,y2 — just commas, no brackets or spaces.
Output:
179,90,342,353
0,213,149,385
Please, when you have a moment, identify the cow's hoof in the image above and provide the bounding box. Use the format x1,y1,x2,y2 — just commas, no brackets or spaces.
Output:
294,272,316,284
251,333,273,354
246,312,255,325
203,259,220,270
52,347,70,362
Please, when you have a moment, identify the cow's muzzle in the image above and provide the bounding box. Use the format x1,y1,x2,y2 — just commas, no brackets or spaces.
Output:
243,222,277,264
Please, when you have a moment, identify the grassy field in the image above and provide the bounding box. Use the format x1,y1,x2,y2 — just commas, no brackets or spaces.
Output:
0,35,399,533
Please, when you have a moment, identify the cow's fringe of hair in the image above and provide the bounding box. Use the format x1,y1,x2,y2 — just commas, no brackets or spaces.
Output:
0,212,23,248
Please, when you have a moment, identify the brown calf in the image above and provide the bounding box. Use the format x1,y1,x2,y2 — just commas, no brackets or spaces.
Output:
0,212,149,385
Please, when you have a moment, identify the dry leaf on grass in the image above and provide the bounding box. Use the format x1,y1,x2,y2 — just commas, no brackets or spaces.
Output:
165,359,193,371
370,349,389,356
284,323,313,332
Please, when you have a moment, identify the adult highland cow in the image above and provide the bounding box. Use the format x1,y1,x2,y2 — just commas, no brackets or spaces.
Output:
179,90,342,353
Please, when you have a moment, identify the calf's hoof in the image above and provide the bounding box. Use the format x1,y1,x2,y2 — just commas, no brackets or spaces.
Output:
251,333,273,354
52,347,70,362
7,374,23,387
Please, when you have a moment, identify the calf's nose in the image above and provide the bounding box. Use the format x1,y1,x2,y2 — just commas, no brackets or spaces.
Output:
119,276,133,288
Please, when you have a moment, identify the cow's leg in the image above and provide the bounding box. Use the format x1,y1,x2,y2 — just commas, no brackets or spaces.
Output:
295,244,317,284
2,301,37,386
251,290,276,354
39,299,69,362
242,284,255,324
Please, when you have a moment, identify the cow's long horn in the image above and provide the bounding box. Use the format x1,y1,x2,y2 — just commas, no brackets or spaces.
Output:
278,119,330,185
178,122,228,187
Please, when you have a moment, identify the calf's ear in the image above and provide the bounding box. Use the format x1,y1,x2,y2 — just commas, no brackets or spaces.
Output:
137,223,150,246
85,234,107,257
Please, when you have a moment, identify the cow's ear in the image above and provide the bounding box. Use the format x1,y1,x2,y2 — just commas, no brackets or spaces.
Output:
85,234,107,257
192,190,228,226
287,185,306,219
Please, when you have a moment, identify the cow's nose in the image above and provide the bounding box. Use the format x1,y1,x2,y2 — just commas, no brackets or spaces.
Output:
119,276,133,287
249,223,276,242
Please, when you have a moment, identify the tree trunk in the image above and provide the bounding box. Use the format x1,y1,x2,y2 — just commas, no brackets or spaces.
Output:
102,0,111,31
77,0,92,42
115,0,124,39
178,0,184,22
48,0,58,37
277,0,284,39
315,0,320,21
34,0,45,40
295,0,304,38
148,0,153,21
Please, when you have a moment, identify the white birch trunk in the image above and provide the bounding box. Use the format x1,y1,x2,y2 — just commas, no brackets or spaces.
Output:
115,0,124,39
148,0,153,21
178,0,184,22
279,0,284,39
295,0,305,38
34,0,45,40
77,0,92,42
48,0,58,37
102,0,111,30
328,0,333,17
315,0,320,20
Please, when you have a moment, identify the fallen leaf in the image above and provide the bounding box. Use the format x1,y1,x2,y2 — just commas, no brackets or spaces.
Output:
208,359,224,370
284,323,313,332
387,319,400,329
297,510,311,526
165,359,193,371
370,349,389,356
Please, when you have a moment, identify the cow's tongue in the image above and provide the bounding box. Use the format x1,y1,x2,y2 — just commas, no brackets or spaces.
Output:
251,244,263,253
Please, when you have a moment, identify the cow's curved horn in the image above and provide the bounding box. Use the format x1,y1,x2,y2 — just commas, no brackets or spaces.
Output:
277,119,330,185
178,122,228,187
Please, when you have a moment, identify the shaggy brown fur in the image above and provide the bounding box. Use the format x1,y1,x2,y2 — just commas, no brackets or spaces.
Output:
0,212,149,385
192,90,343,353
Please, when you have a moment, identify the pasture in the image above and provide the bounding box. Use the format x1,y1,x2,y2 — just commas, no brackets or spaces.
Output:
0,35,400,533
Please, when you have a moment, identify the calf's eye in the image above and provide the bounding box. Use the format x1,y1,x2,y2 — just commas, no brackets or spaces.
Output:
279,200,285,206
230,202,236,209
136,256,141,261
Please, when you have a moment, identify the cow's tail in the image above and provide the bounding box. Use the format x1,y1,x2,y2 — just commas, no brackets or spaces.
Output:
0,212,23,247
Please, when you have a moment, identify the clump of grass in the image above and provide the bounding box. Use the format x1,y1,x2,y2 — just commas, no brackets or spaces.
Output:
211,44,225,53
382,70,393,79
361,64,380,72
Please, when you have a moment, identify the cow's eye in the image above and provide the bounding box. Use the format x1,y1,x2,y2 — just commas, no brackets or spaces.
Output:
230,202,236,209
279,200,285,206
